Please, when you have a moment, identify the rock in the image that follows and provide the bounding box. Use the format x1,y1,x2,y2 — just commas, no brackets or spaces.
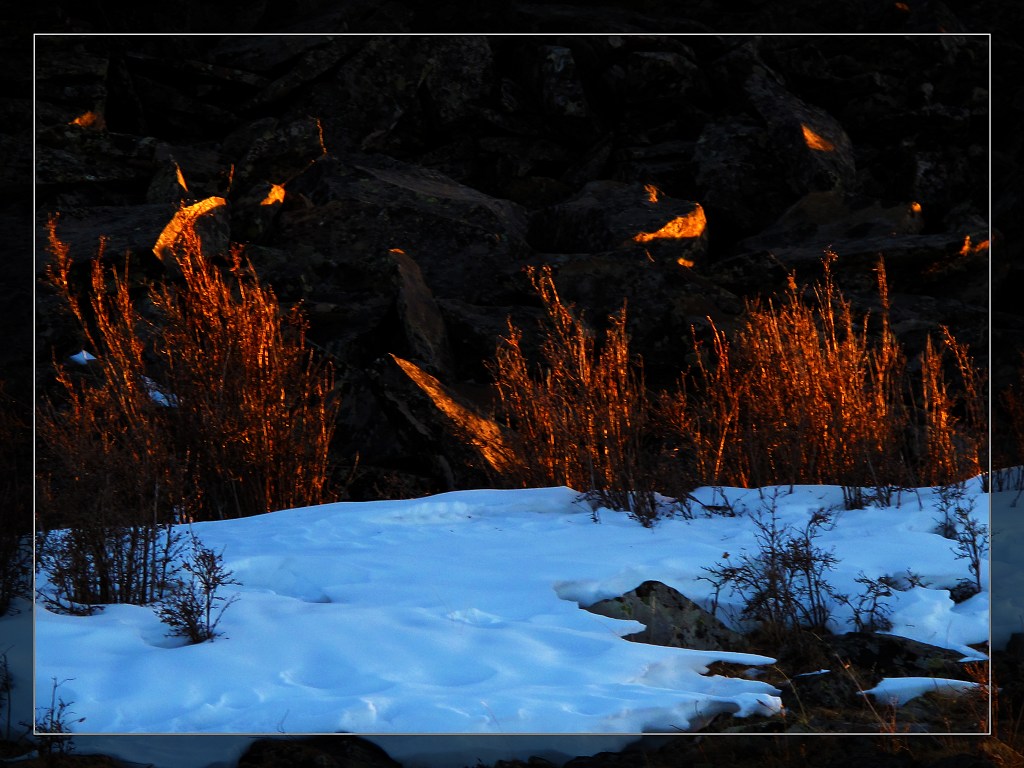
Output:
824,632,970,681
301,37,492,154
391,249,455,378
779,667,869,715
549,251,742,387
371,354,509,490
37,204,173,275
584,579,747,652
277,152,531,306
604,48,699,108
740,190,924,250
535,45,590,119
223,115,327,197
528,179,707,267
35,127,161,206
146,142,226,204
695,116,795,242
743,68,857,195
238,735,402,768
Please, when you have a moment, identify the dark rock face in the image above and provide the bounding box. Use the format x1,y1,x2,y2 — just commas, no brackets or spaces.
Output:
33,33,993,499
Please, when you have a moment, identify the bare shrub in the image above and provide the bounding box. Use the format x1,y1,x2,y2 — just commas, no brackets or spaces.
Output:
157,532,240,644
32,678,83,757
37,210,339,608
37,220,191,608
36,523,185,614
840,573,896,633
490,266,661,525
700,497,844,647
949,496,988,599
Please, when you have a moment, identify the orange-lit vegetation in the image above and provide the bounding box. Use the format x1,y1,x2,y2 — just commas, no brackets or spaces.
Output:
663,253,985,503
490,266,660,526
37,208,339,605
490,253,986,521
668,254,912,503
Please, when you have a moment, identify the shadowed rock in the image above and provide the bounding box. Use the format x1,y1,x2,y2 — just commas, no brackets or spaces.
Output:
585,580,747,652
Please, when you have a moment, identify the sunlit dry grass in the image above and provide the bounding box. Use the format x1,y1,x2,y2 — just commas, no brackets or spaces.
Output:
663,253,984,503
490,266,659,525
492,253,987,522
38,208,339,543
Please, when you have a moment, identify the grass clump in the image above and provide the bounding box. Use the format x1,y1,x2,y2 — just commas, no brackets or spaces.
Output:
486,253,985,526
490,266,661,526
664,252,985,501
36,208,339,608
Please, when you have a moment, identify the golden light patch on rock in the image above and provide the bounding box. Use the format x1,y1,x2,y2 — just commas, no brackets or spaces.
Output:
175,163,189,193
959,235,989,257
633,204,706,242
392,355,515,477
801,124,835,152
69,111,105,130
153,197,227,261
260,183,286,206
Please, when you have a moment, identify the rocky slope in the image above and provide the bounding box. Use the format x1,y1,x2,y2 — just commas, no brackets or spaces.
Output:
32,33,994,498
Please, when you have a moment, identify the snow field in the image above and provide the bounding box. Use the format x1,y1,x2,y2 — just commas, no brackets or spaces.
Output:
34,481,989,735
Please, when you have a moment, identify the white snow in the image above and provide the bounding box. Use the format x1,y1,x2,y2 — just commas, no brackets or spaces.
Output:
68,349,96,365
859,677,985,708
32,479,990,741
991,482,1024,650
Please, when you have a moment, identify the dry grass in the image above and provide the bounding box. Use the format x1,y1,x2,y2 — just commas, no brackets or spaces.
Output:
663,253,984,501
917,328,987,486
36,209,340,606
490,266,660,525
485,255,985,526
150,223,339,519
